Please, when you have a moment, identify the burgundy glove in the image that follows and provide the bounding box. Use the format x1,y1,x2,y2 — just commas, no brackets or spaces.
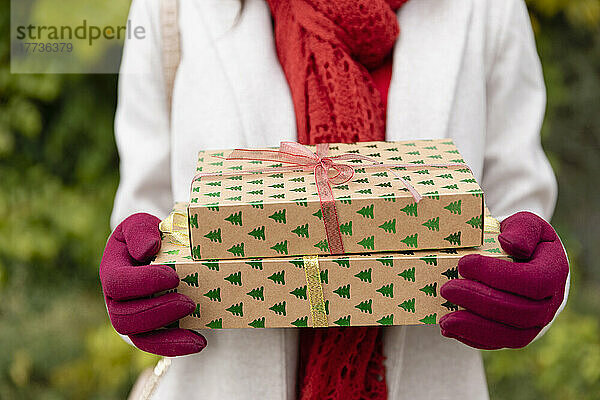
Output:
100,213,206,356
439,212,569,350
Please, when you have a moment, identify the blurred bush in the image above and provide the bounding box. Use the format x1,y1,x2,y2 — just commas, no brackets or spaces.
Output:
0,0,158,398
0,0,598,398
485,2,600,399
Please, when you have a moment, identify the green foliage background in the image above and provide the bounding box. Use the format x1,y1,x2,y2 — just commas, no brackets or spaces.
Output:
0,0,598,398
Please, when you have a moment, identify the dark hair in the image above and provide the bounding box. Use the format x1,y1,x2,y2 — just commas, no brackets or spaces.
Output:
233,0,246,25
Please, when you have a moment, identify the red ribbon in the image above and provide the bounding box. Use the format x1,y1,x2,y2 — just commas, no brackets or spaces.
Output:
193,142,469,254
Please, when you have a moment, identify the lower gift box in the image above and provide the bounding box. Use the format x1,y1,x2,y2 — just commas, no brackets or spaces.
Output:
152,204,509,329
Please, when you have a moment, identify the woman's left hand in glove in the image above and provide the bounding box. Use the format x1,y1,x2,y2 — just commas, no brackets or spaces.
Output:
439,211,569,349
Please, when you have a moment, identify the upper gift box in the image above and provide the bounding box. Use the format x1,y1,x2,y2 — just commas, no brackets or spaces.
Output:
186,139,484,260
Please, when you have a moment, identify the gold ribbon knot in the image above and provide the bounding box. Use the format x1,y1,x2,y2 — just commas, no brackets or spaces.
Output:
158,210,190,246
483,215,501,234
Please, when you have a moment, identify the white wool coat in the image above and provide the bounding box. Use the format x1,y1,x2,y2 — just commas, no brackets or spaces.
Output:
111,0,569,398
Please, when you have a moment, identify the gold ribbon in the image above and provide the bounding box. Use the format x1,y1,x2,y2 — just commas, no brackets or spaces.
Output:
484,215,501,234
158,211,189,246
303,255,328,327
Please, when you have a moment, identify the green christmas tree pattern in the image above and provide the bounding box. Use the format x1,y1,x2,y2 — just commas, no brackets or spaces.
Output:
399,298,416,313
355,268,372,283
227,243,245,257
444,232,462,246
294,198,308,207
380,193,396,202
245,260,263,270
355,299,373,314
377,284,394,298
356,204,375,219
226,302,243,317
248,226,266,240
203,288,221,302
181,272,199,287
248,317,265,328
291,317,308,327
441,301,458,311
377,256,394,267
268,271,285,285
444,200,462,215
268,209,287,224
225,211,242,226
192,304,201,318
320,269,329,284
246,286,264,301
339,221,353,236
378,219,396,233
358,236,375,250
205,203,219,211
332,257,350,268
420,282,437,297
419,313,437,325
291,224,309,238
314,240,329,252
333,284,351,299
424,191,440,200
400,233,418,248
442,267,459,279
270,301,286,316
334,315,351,326
377,315,394,325
398,267,415,282
290,286,307,300
422,217,440,231
312,209,323,219
201,259,219,271
400,203,418,217
271,241,289,255
420,255,437,266
191,245,202,260
466,215,482,229
205,318,223,329
204,228,222,243
224,271,242,286
249,200,263,209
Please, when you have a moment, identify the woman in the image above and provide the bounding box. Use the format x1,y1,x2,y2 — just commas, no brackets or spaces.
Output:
100,0,570,398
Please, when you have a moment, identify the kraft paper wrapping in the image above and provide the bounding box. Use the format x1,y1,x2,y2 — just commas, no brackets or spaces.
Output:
188,139,485,260
152,203,510,330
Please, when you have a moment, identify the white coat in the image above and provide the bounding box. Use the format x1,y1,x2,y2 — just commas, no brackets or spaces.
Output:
111,0,569,398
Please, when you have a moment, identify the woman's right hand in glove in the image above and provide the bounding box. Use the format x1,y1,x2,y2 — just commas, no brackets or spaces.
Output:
100,213,207,357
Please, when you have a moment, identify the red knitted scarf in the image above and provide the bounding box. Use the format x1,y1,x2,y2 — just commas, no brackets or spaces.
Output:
266,0,408,399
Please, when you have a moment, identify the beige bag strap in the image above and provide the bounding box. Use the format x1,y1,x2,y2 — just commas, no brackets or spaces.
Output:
160,0,181,120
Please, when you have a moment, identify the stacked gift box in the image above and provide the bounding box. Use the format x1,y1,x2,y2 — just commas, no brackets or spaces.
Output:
151,139,510,329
